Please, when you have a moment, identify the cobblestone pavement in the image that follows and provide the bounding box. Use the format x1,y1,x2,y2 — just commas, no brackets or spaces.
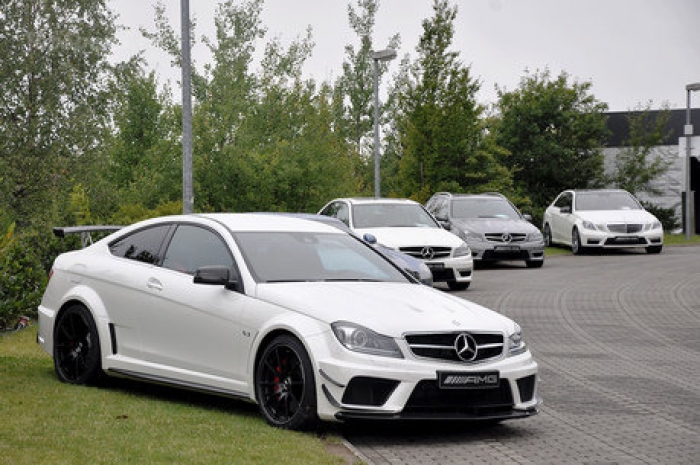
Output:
342,246,700,464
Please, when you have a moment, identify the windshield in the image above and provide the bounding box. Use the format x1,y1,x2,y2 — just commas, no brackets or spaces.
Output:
233,231,410,284
451,198,521,220
575,191,642,211
352,204,439,229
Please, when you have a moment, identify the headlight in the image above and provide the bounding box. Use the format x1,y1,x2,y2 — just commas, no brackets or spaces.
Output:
528,231,543,242
453,241,471,258
331,322,403,358
465,230,483,242
651,220,662,230
508,324,527,357
581,220,597,231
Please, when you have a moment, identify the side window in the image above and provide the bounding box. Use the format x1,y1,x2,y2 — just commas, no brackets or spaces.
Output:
162,224,234,275
335,203,349,226
320,202,349,226
109,225,170,264
436,198,449,220
554,193,572,209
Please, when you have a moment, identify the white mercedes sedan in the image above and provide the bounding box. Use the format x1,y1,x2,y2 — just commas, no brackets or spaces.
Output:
543,189,664,254
38,214,539,430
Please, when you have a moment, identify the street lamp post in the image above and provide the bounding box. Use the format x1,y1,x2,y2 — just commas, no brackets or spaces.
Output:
372,48,397,198
685,83,700,240
181,0,194,214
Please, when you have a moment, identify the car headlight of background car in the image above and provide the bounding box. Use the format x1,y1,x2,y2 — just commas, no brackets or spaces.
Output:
332,322,404,358
464,230,483,242
508,324,527,357
581,220,599,231
528,231,544,242
453,241,471,257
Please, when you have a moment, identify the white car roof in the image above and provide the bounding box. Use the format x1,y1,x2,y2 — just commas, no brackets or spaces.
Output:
119,213,343,235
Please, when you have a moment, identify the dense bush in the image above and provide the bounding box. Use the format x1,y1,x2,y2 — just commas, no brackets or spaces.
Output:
0,229,48,329
642,201,679,232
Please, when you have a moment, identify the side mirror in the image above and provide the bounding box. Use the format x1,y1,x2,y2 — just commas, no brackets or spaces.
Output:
560,206,572,214
194,265,241,292
523,214,533,222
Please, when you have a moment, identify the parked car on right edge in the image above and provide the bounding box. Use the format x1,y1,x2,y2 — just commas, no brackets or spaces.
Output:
425,192,545,268
542,189,663,254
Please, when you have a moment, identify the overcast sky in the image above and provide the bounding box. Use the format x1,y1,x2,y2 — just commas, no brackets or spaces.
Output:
111,0,700,112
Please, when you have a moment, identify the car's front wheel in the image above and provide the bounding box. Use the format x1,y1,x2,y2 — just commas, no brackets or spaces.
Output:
543,224,553,247
53,304,103,385
255,335,317,430
571,228,584,255
646,245,663,254
525,260,544,268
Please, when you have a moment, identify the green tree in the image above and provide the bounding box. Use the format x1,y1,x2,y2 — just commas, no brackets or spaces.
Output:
334,0,400,153
607,103,672,196
105,63,182,210
0,0,117,228
493,69,609,208
392,0,507,201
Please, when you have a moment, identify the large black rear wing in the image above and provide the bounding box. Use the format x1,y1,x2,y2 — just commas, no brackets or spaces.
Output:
52,225,123,248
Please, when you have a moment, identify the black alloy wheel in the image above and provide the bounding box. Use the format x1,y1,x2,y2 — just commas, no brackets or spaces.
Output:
53,304,102,384
255,335,317,430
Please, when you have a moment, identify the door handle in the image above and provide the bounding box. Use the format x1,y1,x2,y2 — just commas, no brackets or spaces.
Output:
146,278,163,291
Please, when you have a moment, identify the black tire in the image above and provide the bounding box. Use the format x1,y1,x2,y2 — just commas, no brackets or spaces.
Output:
447,281,470,291
571,228,584,255
646,245,663,254
525,260,544,269
53,304,103,385
543,224,553,247
255,335,317,430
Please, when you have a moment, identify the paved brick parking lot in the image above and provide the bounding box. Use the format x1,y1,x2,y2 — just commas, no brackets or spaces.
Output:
342,246,700,464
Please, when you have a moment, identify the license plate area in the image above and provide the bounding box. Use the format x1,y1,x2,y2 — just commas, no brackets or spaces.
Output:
494,245,520,252
427,262,444,271
438,371,500,389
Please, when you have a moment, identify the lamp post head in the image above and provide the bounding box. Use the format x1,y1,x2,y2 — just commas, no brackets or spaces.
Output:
687,82,700,92
372,48,397,62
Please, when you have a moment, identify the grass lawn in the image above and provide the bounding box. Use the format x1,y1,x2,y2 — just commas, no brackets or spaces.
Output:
0,327,354,465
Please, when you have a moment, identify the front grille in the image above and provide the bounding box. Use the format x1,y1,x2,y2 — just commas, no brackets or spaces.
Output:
484,232,527,243
405,332,504,363
607,223,643,234
399,246,452,259
403,379,513,415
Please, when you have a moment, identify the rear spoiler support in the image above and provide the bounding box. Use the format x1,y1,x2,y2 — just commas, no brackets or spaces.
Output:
52,226,123,248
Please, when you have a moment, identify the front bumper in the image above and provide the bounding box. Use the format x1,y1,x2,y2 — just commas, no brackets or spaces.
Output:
469,241,545,262
310,332,539,423
580,229,663,248
424,255,473,283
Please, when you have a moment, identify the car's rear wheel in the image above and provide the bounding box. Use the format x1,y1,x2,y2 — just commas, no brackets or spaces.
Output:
571,228,584,255
255,335,317,430
543,224,553,247
646,245,663,254
447,281,470,291
53,304,103,385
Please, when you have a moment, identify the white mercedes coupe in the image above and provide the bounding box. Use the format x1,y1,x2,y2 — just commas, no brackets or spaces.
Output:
38,214,539,430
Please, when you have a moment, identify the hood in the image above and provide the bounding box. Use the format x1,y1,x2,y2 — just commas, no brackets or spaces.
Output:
254,282,514,337
352,226,463,249
451,217,538,234
576,209,658,224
